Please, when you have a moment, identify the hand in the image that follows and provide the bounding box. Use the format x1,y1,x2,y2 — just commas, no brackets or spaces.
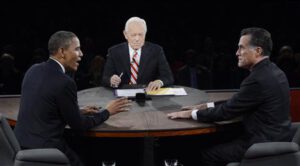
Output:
146,80,163,92
110,74,121,88
181,103,207,111
105,97,132,115
80,105,100,115
167,110,193,119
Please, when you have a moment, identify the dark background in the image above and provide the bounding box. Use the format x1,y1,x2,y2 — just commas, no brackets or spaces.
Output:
1,0,300,93
1,1,300,165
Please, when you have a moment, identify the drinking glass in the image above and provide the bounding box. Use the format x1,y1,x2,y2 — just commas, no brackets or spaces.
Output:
164,159,178,166
102,160,116,166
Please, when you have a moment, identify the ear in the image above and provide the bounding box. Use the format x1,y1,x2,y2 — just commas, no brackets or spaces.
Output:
123,30,128,40
58,48,65,59
255,47,263,56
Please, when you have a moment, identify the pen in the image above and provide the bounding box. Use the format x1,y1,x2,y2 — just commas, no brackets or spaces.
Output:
119,72,123,78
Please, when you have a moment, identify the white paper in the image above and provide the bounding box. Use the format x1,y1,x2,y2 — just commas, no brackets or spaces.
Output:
171,88,187,96
115,89,145,97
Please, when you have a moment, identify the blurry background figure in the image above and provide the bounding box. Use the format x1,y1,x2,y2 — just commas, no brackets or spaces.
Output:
30,48,48,65
212,40,236,89
276,45,297,87
0,53,22,94
293,53,300,87
88,55,106,87
174,49,211,89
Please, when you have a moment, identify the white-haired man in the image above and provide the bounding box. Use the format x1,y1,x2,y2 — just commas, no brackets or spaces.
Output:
102,16,174,91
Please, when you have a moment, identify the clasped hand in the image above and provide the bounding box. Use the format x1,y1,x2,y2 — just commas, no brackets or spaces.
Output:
110,74,122,88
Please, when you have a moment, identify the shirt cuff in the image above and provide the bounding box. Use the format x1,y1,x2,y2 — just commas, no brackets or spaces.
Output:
191,109,198,120
191,102,215,120
207,102,215,108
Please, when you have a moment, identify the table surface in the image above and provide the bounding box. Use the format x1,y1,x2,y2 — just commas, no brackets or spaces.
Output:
0,86,236,137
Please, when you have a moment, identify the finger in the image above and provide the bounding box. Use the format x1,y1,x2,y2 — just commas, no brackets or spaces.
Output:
148,85,156,91
89,106,98,110
170,116,177,119
124,103,132,107
168,115,177,119
181,106,192,110
112,80,119,85
151,84,159,91
167,113,173,117
121,107,130,111
116,97,126,102
167,113,176,118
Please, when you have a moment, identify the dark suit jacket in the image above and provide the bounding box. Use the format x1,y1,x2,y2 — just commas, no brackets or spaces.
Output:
14,59,109,150
102,42,174,87
197,58,292,145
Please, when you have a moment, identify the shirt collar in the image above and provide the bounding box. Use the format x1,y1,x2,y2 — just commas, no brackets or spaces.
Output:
128,44,141,56
49,57,65,73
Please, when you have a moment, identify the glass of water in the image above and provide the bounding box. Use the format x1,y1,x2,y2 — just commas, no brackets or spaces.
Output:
102,160,116,166
164,158,178,166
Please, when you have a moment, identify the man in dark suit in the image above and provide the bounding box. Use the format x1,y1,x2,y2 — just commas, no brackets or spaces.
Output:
167,27,292,165
14,31,131,166
102,16,174,91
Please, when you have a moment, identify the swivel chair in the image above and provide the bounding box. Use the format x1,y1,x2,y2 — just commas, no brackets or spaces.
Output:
0,114,70,166
227,123,300,166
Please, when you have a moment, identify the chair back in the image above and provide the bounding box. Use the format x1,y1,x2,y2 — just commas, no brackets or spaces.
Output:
292,122,300,145
0,114,21,166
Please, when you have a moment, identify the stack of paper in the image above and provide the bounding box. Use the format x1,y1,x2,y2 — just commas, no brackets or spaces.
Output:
115,89,145,97
147,88,175,96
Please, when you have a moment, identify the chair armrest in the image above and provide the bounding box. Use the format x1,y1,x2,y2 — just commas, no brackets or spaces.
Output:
245,142,299,159
15,148,69,164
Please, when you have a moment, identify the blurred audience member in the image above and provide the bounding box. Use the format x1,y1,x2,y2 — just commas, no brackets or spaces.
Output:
175,49,211,89
30,48,48,65
0,53,22,94
276,45,297,87
88,55,106,87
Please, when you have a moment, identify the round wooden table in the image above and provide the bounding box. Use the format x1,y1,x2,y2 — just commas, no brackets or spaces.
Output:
77,86,219,137
0,86,236,137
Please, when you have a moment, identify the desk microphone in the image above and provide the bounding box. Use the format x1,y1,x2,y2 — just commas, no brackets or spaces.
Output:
136,93,146,106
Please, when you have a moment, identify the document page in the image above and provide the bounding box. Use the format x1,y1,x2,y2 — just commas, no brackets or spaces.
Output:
147,88,175,96
172,88,187,96
115,89,145,97
147,88,187,96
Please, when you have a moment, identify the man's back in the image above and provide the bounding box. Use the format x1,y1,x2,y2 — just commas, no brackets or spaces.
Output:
14,59,76,149
241,59,291,143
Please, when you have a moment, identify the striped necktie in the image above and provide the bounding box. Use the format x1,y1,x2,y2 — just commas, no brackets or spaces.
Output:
130,51,139,84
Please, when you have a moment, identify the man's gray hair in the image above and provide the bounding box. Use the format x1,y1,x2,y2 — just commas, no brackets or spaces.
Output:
124,16,147,33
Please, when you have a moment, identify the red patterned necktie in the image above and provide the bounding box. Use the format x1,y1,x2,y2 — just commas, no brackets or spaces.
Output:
130,51,139,84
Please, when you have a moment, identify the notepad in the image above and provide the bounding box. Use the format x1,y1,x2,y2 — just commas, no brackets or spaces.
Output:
147,88,175,96
146,88,187,96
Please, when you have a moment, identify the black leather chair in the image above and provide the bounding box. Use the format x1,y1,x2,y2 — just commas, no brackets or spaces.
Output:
227,122,300,166
0,114,70,166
